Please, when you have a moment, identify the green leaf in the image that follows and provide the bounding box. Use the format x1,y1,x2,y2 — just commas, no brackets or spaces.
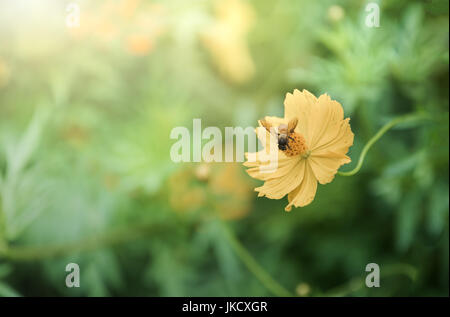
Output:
0,282,21,297
427,184,450,236
396,192,422,252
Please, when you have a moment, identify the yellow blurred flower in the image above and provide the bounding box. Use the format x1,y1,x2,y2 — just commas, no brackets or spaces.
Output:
68,2,119,42
327,5,345,23
126,34,153,56
295,282,311,297
125,4,166,56
209,163,254,220
168,167,207,214
244,89,354,211
117,0,142,19
61,123,90,148
68,0,166,55
168,162,254,220
201,0,255,84
103,173,120,191
0,57,11,88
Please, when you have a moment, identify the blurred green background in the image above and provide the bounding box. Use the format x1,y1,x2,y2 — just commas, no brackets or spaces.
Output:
0,0,448,297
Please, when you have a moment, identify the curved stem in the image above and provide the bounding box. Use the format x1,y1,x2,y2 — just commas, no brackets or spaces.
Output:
324,263,417,296
222,223,294,297
0,208,6,254
338,113,431,177
0,222,165,261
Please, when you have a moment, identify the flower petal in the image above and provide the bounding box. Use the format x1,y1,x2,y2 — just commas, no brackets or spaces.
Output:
244,118,297,181
244,157,298,181
284,89,317,141
308,101,353,185
254,126,278,152
308,152,349,184
256,159,306,199
262,116,286,127
285,163,317,211
244,153,298,181
312,117,354,156
307,92,354,154
307,94,345,149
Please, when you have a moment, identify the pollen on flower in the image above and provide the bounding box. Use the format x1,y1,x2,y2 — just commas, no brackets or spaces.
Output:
283,133,308,157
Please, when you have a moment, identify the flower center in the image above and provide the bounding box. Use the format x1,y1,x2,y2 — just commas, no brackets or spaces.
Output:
283,132,309,157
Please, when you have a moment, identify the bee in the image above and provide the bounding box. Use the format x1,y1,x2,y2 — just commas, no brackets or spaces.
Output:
260,118,298,151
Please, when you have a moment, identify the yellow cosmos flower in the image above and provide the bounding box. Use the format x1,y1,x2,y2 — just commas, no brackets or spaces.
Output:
201,0,255,84
168,163,254,220
244,89,354,211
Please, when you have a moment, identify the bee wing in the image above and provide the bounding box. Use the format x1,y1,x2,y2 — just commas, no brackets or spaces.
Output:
288,118,298,133
259,119,272,133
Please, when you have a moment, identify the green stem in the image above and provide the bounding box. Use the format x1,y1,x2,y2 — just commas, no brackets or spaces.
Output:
222,223,293,297
0,201,6,254
337,113,431,177
0,222,165,261
324,263,417,297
